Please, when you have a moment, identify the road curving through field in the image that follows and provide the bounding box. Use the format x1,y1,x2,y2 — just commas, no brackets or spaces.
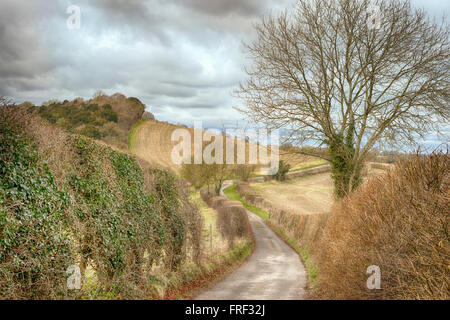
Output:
195,183,308,300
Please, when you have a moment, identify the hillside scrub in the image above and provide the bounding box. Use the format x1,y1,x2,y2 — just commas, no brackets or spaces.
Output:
313,151,449,299
24,92,146,151
0,106,202,299
271,160,290,181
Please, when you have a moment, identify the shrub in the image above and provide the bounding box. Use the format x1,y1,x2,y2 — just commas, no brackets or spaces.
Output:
272,160,290,181
38,102,118,136
77,125,103,139
181,161,232,195
100,108,118,123
201,190,252,249
314,150,449,299
233,164,256,181
86,104,99,112
150,169,185,270
181,162,207,190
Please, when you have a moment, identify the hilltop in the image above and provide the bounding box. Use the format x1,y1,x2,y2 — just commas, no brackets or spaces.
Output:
21,92,148,151
18,92,325,175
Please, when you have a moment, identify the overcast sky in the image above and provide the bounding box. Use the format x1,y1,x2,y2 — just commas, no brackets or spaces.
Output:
0,0,448,134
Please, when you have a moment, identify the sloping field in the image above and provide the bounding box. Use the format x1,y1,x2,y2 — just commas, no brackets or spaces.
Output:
129,120,183,173
130,120,274,174
280,152,327,171
252,172,334,215
251,167,386,215
129,119,324,175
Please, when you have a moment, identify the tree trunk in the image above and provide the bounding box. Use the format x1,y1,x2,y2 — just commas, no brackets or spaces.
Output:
328,129,362,198
330,158,363,198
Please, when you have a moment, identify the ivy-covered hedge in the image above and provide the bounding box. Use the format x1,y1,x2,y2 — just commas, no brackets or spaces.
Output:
68,136,186,284
0,121,74,299
0,112,197,299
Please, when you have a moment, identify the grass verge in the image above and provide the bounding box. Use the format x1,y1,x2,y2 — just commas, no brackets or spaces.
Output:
230,182,319,289
266,221,318,285
223,184,269,221
128,119,148,151
289,162,328,172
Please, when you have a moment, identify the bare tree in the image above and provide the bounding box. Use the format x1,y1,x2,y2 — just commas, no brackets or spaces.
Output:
236,0,449,197
181,160,232,195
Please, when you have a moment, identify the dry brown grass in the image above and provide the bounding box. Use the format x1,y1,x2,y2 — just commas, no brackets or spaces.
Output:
237,157,448,299
129,120,324,175
313,151,449,299
200,190,253,249
252,172,334,215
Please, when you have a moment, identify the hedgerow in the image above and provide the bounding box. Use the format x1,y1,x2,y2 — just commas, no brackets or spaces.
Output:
0,121,74,299
314,150,449,299
150,169,185,270
0,108,200,299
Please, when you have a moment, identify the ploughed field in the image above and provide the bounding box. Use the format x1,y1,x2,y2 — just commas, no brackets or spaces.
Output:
129,120,320,175
251,168,386,215
251,172,334,215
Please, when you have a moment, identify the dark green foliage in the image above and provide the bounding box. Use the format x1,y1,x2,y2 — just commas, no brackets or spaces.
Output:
0,122,74,298
78,125,103,139
68,136,170,281
151,170,185,269
38,102,118,138
326,122,362,198
0,126,189,297
100,108,118,123
68,136,128,280
272,160,291,181
108,151,163,273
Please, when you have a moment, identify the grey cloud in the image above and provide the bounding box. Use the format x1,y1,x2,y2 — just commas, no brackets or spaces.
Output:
83,0,171,45
1,0,447,137
0,1,63,80
174,0,265,17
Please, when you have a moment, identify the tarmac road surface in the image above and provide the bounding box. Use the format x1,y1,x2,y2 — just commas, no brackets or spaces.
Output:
195,184,307,300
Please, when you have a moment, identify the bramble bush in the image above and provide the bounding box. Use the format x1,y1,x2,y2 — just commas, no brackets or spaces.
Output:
36,101,118,139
